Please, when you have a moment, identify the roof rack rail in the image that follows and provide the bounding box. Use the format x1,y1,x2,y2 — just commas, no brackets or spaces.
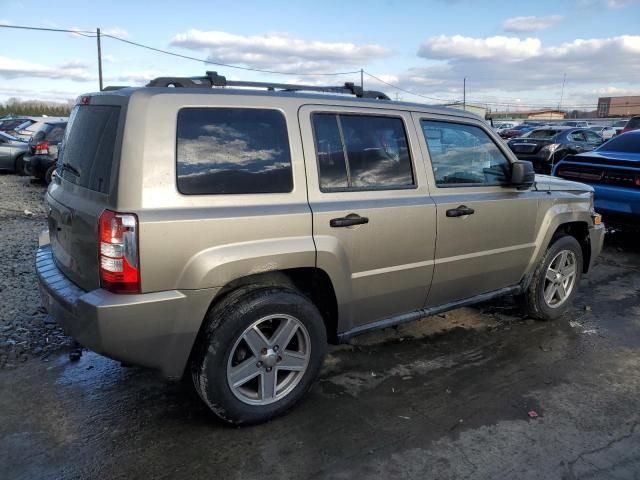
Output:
146,71,390,100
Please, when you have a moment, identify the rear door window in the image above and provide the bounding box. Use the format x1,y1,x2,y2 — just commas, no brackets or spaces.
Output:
59,105,120,193
176,108,293,195
311,113,414,191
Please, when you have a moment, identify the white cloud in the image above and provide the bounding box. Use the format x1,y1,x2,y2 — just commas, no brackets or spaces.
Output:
503,15,563,32
375,34,640,107
419,35,542,60
102,27,130,39
170,30,390,73
0,56,94,82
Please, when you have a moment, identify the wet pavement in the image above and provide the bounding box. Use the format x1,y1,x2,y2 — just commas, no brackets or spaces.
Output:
1,231,639,479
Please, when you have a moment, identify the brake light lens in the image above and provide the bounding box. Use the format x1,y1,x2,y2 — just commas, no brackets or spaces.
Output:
34,140,49,155
98,210,140,293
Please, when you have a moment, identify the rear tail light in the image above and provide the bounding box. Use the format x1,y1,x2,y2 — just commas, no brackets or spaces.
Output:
98,210,140,293
34,140,49,155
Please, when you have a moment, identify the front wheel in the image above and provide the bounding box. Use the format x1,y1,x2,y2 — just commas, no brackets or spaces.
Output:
523,234,583,321
191,287,327,425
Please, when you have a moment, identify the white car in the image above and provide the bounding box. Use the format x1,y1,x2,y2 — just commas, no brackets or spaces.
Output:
588,126,616,140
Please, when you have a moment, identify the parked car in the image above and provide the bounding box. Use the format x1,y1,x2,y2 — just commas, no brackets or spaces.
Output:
36,73,604,425
13,117,68,141
500,124,535,139
553,130,640,226
0,117,35,134
507,127,604,174
612,119,628,136
588,126,616,141
620,116,640,135
23,121,67,184
0,131,29,174
562,120,591,128
494,121,519,134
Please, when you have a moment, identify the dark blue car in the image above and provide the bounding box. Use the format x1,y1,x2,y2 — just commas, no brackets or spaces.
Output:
553,131,640,225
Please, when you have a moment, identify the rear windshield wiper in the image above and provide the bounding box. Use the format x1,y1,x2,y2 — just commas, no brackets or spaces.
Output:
61,162,81,177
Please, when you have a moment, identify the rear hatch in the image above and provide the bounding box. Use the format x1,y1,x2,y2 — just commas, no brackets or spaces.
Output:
47,98,126,291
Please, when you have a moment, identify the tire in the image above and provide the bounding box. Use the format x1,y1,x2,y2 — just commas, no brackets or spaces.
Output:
191,286,327,425
44,165,55,185
523,234,583,321
14,155,26,176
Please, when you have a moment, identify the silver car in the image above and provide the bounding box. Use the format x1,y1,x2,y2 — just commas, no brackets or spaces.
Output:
36,73,605,425
0,131,28,174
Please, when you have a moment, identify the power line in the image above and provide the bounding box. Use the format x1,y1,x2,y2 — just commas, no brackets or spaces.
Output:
0,23,361,77
363,72,452,102
102,33,361,76
0,24,95,37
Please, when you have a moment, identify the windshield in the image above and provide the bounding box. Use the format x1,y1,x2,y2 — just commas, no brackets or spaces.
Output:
597,134,640,153
0,131,19,142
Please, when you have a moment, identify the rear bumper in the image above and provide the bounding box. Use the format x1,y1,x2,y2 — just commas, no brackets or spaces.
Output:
23,154,55,177
36,243,218,379
588,223,605,272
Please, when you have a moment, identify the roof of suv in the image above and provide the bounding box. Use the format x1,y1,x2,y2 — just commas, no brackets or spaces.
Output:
93,85,484,122
92,72,485,122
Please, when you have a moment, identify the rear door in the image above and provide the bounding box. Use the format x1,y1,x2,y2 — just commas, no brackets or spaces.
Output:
47,100,124,290
299,105,436,331
413,114,540,307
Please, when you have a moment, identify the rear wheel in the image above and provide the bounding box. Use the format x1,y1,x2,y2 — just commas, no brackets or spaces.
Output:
191,287,327,425
523,234,583,320
44,165,55,185
14,155,25,176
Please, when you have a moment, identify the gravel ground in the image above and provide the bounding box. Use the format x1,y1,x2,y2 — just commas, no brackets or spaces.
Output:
0,173,71,368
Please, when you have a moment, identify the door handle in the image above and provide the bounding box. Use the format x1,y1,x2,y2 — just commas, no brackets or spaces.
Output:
330,214,369,228
446,205,475,217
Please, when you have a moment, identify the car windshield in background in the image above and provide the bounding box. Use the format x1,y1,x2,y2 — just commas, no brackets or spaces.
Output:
525,129,562,139
59,105,120,193
0,131,19,142
598,133,640,153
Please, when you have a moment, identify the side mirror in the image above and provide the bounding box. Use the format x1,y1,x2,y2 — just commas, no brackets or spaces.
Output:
511,160,535,189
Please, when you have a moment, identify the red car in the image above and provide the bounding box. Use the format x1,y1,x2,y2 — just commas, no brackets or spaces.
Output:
620,116,640,135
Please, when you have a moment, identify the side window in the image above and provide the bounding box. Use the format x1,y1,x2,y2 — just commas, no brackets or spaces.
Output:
569,131,586,142
311,113,414,190
312,114,348,189
584,131,602,143
176,108,293,195
421,120,511,186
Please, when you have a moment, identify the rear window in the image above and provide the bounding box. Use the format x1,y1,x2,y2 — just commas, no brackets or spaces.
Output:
526,129,561,138
627,117,640,129
176,108,293,195
59,105,120,193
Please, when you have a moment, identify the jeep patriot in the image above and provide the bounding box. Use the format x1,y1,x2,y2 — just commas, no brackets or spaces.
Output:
36,72,605,424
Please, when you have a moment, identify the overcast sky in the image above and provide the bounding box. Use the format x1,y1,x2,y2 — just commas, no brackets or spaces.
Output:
1,0,639,110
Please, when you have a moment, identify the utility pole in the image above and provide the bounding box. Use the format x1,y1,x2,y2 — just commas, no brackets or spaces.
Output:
558,73,566,111
360,69,363,90
463,77,466,110
97,27,103,91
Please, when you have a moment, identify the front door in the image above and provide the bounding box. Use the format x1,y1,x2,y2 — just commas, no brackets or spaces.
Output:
413,114,541,307
299,105,436,332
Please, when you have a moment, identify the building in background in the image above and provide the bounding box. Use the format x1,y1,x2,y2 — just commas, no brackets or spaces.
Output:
444,102,487,119
490,109,566,120
597,96,640,117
